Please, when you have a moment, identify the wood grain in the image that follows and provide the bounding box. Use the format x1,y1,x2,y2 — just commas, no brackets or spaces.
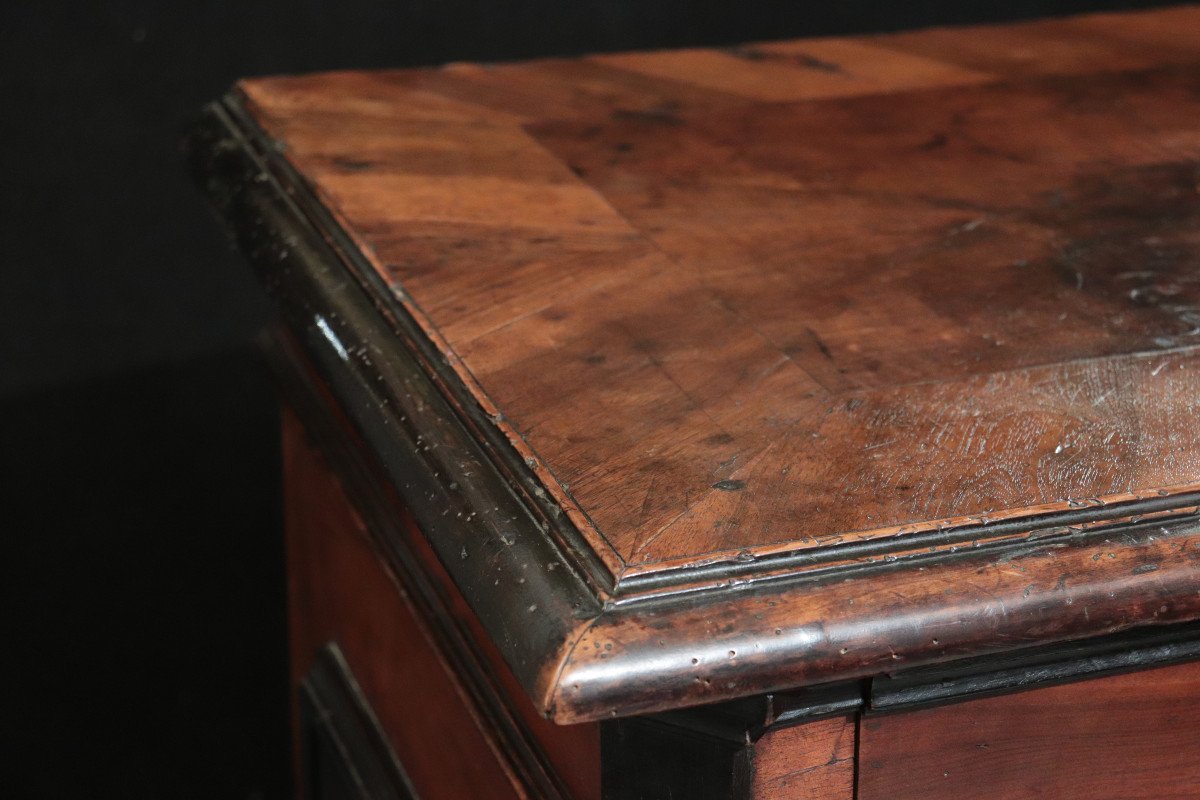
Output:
751,715,855,799
872,7,1200,79
190,6,1200,724
241,7,1200,578
858,658,1200,800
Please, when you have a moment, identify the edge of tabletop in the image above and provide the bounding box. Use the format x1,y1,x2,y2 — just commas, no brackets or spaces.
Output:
187,88,1200,726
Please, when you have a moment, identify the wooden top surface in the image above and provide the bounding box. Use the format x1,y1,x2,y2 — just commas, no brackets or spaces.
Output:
241,5,1200,583
199,6,1200,722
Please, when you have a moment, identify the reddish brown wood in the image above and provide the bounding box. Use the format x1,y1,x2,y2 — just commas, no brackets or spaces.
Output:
241,6,1200,580
283,407,599,798
874,6,1200,79
858,658,1200,800
187,5,1200,726
751,715,855,799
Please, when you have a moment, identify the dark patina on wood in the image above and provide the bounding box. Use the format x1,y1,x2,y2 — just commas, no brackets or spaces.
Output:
191,5,1200,724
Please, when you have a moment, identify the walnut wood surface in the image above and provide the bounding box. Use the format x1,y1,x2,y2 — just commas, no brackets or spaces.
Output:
240,6,1200,579
858,658,1200,800
194,5,1200,724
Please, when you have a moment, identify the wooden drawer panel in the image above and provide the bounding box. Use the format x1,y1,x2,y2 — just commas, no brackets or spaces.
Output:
859,659,1200,800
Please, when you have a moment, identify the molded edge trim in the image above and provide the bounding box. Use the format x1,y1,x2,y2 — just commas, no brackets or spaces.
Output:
554,516,1200,719
187,99,601,714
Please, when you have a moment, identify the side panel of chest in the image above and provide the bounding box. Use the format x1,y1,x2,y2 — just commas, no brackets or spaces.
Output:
282,406,601,799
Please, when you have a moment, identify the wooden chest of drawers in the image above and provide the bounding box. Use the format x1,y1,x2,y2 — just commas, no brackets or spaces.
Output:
192,6,1200,797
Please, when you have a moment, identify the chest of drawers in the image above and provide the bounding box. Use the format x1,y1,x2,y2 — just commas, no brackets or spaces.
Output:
192,7,1200,797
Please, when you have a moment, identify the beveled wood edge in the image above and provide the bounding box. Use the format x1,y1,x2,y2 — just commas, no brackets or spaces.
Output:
190,93,1200,724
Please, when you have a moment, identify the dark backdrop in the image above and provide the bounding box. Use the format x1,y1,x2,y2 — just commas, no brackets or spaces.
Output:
1,1,1175,797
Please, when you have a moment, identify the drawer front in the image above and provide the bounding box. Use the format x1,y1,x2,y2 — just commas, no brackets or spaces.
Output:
859,659,1200,800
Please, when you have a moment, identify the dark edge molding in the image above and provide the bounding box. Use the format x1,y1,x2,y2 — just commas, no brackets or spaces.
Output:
189,91,1200,724
188,98,601,704
269,328,576,798
191,99,588,794
869,618,1200,714
300,644,420,800
555,513,1200,720
620,618,1200,730
617,491,1200,596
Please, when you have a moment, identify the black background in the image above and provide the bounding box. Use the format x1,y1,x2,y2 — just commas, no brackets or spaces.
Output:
2,1,1176,796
